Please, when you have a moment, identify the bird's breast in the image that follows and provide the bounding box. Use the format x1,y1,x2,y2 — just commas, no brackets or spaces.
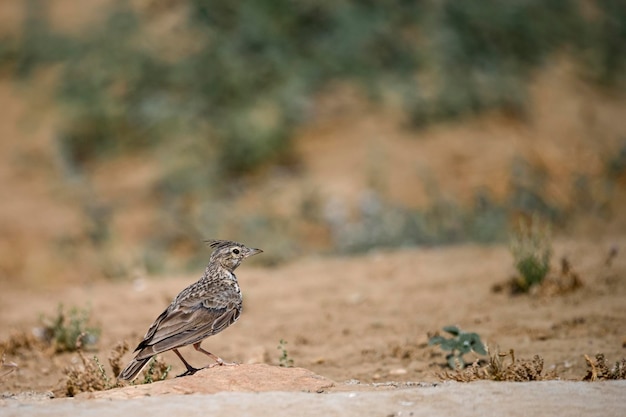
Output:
226,273,242,294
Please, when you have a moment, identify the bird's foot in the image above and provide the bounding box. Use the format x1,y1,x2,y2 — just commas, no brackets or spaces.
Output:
206,358,239,368
176,366,201,378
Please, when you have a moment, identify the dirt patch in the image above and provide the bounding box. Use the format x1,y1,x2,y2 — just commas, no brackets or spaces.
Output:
1,239,625,396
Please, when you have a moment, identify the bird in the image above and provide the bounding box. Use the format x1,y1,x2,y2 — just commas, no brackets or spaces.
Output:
118,239,262,381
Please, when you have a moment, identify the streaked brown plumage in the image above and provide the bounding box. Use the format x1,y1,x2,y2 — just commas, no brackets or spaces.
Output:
118,239,262,381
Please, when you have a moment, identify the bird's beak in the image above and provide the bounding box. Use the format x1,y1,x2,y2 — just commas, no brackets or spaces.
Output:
246,247,263,257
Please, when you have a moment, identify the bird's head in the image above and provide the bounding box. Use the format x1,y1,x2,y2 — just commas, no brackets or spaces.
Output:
205,239,263,271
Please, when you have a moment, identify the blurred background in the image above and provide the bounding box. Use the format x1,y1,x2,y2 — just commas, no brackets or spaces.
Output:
0,0,625,287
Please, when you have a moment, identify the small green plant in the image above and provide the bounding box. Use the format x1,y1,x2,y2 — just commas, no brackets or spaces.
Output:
40,304,100,352
277,339,294,368
428,326,487,370
510,216,552,292
140,357,171,384
93,355,112,387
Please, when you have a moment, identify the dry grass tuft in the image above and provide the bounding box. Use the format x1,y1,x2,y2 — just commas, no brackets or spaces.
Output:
0,304,100,359
64,337,116,397
0,330,47,356
493,256,583,296
108,341,129,378
534,257,583,297
64,349,112,396
63,340,171,397
439,349,557,382
583,353,626,381
0,353,18,378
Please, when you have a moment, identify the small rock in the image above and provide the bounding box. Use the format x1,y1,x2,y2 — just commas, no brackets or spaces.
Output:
389,368,407,375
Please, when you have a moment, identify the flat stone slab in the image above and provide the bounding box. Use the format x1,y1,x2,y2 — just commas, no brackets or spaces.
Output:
2,380,624,417
78,364,334,399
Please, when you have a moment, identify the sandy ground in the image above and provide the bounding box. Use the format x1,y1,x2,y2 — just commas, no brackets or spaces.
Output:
1,238,625,397
0,64,624,416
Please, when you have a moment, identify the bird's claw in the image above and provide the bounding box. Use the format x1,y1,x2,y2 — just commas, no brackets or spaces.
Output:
176,367,200,378
206,359,239,368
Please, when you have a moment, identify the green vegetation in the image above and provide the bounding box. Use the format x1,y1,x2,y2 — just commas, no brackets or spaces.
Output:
3,1,624,177
1,1,625,267
40,304,100,353
140,357,172,384
332,189,509,253
277,339,294,368
429,325,487,370
510,217,552,292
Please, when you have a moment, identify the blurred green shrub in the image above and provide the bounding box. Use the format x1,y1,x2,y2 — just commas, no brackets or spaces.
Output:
0,0,624,265
40,304,100,353
510,216,552,292
332,189,508,253
2,0,624,179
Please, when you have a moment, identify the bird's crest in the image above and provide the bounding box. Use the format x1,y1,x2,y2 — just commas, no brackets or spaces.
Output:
204,239,242,250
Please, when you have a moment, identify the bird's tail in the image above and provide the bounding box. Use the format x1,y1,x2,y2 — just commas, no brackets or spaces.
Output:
118,356,152,381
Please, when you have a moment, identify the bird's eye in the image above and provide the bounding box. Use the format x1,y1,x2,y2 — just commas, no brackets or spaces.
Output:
232,248,240,254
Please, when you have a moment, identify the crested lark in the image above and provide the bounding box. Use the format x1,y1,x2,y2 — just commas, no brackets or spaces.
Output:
118,239,262,381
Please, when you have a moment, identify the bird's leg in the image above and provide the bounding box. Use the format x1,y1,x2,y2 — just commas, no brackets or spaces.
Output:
193,342,238,368
173,348,200,377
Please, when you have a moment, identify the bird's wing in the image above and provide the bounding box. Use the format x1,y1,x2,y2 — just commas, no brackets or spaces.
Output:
134,288,241,360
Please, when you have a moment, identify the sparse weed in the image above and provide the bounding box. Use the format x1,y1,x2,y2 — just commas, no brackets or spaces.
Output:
107,340,129,378
0,330,45,355
65,348,114,396
0,353,18,378
40,304,100,353
494,253,583,297
277,339,294,368
583,353,626,381
509,216,552,292
428,326,487,370
486,349,550,381
64,340,171,397
439,348,556,382
140,356,171,384
535,257,583,297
